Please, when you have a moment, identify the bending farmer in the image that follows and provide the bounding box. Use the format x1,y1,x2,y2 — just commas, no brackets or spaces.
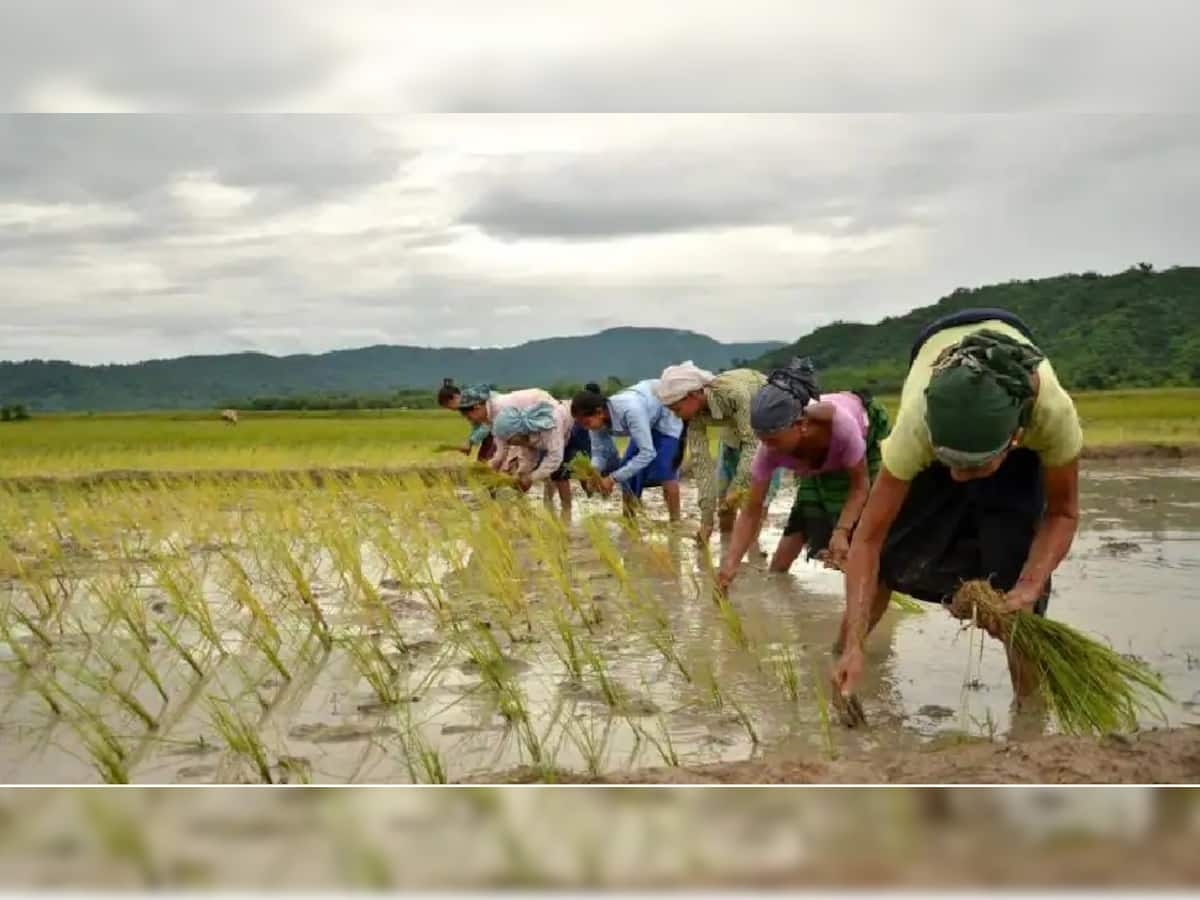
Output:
571,380,686,521
832,309,1082,704
655,362,782,544
492,399,592,512
718,359,889,590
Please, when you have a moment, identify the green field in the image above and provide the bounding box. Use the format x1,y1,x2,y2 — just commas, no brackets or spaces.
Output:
1,388,1197,480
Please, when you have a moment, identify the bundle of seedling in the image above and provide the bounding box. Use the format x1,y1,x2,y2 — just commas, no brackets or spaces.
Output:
948,580,1172,736
566,454,601,485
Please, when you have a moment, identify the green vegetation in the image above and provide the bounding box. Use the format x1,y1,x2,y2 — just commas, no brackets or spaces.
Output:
2,388,1195,480
754,265,1200,392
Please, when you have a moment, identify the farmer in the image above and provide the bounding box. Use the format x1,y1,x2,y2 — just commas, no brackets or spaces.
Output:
716,358,890,590
832,308,1083,704
457,384,559,476
654,361,783,544
492,399,593,512
436,379,496,462
571,380,686,521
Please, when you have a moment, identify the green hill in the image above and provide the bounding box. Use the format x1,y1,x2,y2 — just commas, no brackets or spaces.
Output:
752,265,1200,392
0,327,782,412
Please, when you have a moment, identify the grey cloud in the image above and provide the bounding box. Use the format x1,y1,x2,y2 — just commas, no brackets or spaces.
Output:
461,123,976,241
0,1,343,110
0,115,406,206
424,5,1199,113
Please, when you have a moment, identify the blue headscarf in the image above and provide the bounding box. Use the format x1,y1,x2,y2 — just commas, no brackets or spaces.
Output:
458,384,493,409
493,401,558,440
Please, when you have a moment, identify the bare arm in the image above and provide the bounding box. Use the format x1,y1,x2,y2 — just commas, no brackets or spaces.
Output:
1007,458,1080,610
717,477,771,587
833,467,910,695
835,458,871,534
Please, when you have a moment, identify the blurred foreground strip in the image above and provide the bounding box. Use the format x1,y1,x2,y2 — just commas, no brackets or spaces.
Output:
0,787,1195,889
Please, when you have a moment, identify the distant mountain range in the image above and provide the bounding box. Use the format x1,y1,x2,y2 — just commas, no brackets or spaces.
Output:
0,328,784,411
751,265,1200,393
4,265,1197,411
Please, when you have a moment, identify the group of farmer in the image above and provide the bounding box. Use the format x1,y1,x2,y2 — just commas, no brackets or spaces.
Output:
438,308,1083,702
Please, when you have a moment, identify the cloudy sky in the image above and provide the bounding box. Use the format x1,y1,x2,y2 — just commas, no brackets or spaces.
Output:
2,1,1198,364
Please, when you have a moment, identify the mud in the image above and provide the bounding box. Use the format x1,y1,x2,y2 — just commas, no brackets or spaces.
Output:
0,461,1197,784
510,725,1200,784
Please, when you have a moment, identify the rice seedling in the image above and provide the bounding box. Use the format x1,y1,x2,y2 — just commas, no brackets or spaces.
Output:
563,708,615,778
566,454,601,485
154,557,226,656
812,670,839,760
206,695,274,783
396,710,448,784
948,580,1173,735
81,793,161,886
628,713,680,768
220,552,292,682
71,658,160,732
57,691,132,783
890,592,925,613
340,631,406,707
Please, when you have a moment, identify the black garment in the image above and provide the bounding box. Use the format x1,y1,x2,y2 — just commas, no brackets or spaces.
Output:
909,307,1037,365
878,448,1050,614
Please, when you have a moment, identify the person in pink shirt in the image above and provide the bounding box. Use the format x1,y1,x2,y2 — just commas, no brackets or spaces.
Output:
458,385,558,475
718,359,889,591
492,399,593,514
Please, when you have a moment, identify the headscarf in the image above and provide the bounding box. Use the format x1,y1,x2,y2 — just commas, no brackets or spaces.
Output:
457,384,493,409
493,401,558,440
924,328,1044,468
750,357,821,433
655,361,717,405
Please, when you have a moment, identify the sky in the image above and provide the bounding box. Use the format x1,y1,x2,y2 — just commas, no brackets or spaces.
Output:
2,1,1198,365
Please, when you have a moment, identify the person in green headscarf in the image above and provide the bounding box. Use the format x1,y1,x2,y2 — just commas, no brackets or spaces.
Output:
831,309,1083,714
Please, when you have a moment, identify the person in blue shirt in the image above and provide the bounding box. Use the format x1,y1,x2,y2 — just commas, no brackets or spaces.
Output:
571,380,686,521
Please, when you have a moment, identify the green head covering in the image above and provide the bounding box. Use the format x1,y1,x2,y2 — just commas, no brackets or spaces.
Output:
925,329,1044,468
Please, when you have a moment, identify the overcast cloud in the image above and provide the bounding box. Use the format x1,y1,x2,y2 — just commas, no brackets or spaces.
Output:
1,2,1198,363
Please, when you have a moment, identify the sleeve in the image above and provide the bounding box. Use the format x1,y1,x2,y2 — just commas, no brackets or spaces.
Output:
527,428,565,483
610,404,658,484
590,428,619,475
688,420,719,528
832,404,867,469
749,445,777,485
1026,361,1084,467
879,399,935,481
467,423,491,446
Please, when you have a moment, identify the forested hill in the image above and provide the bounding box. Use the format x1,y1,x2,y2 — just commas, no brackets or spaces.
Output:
0,327,782,412
752,266,1200,392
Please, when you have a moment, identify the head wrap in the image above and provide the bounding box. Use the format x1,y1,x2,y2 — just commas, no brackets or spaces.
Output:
750,357,821,433
655,361,717,405
457,384,493,409
493,401,558,440
925,328,1044,468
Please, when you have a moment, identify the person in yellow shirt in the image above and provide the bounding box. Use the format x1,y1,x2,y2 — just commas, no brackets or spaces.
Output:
832,309,1083,711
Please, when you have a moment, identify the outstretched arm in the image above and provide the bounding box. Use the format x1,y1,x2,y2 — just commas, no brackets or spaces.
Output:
832,467,910,696
717,477,771,590
1006,458,1080,611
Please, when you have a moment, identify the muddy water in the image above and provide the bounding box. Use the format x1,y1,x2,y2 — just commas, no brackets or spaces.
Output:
1,464,1197,783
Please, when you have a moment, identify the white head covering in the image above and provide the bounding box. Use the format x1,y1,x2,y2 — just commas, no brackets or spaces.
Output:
655,360,717,405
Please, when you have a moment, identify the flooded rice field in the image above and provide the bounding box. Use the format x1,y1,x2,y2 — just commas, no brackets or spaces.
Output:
0,463,1197,783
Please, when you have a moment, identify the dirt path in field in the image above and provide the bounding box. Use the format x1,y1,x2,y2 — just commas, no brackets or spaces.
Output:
488,726,1200,784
